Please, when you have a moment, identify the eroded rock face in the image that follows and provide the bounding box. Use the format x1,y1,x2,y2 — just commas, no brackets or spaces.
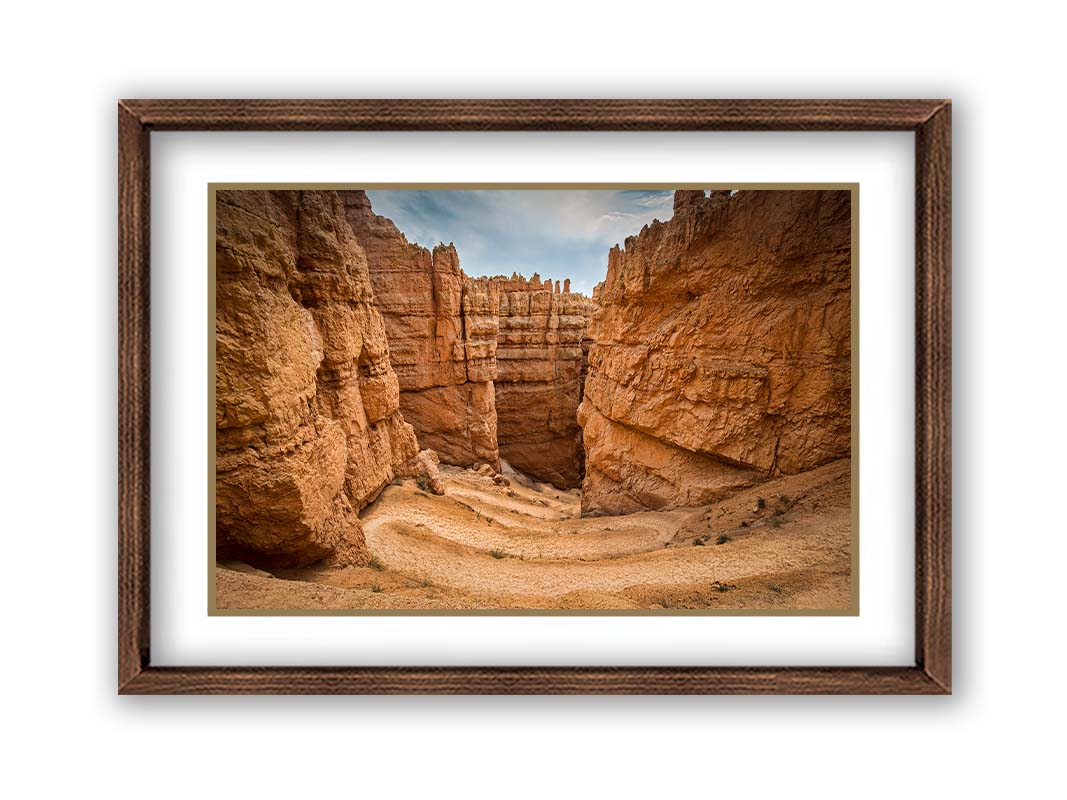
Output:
579,189,851,515
342,192,500,468
490,274,596,488
215,190,419,567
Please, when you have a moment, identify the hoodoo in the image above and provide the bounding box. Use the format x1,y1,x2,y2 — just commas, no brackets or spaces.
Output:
341,191,500,468
214,190,420,567
579,189,851,515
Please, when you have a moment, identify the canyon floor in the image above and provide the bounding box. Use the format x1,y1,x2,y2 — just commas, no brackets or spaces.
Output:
215,458,853,612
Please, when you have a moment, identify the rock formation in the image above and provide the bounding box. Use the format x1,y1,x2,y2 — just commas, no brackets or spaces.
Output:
341,191,500,468
214,190,420,567
491,273,596,488
579,189,851,515
339,191,596,487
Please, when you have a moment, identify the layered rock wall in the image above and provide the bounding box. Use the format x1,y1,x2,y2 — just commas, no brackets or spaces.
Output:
342,191,500,468
579,189,851,515
491,274,595,488
215,190,419,566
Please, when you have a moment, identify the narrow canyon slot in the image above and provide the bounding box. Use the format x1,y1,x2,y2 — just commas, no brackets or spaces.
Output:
214,187,852,612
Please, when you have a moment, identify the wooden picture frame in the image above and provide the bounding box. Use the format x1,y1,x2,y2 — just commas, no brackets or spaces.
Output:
118,99,951,694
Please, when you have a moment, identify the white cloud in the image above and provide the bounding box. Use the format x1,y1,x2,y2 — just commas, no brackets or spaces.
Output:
365,189,677,292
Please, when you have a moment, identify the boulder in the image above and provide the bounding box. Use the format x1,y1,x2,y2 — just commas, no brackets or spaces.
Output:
415,449,445,495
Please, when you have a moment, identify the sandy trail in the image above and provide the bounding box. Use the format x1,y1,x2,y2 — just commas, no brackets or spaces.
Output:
216,459,851,610
359,479,692,561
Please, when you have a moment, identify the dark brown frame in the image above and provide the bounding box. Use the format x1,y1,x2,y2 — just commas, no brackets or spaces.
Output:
118,99,951,694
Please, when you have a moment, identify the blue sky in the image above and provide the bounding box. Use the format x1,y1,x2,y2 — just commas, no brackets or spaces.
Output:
365,190,676,296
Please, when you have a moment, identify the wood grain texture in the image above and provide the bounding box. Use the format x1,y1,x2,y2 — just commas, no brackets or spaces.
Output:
118,103,151,690
119,98,947,131
914,104,952,692
116,99,952,694
120,666,946,695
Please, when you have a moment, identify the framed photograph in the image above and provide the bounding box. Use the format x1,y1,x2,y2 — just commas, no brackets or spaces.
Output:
119,99,950,694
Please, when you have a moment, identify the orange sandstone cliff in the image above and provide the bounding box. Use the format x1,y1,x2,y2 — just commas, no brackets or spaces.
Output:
214,190,420,567
578,189,852,515
342,191,500,468
491,274,595,488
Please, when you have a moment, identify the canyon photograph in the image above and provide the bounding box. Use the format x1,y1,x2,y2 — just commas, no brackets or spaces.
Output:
213,186,854,612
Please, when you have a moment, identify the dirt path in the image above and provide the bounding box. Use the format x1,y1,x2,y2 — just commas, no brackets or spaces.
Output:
216,459,852,611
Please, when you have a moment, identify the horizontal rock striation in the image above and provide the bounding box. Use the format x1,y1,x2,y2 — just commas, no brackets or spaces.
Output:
579,189,852,515
491,273,596,488
215,190,419,567
342,191,500,468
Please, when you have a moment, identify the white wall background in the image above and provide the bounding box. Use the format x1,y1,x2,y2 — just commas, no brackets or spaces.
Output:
1,1,1062,797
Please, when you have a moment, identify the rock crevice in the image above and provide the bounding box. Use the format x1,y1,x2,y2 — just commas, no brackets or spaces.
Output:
489,273,596,489
341,191,500,468
341,191,595,488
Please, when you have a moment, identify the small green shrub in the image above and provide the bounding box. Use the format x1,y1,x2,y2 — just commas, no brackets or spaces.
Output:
711,580,738,593
716,534,733,545
756,496,766,510
489,549,507,559
693,538,706,546
368,557,384,571
370,584,383,593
